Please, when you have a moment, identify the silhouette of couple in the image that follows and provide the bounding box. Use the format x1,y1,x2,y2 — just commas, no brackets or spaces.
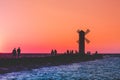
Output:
51,49,57,55
12,47,21,58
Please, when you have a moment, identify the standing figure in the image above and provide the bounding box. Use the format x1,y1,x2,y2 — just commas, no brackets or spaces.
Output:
71,50,74,54
51,49,54,55
75,50,78,54
17,47,21,58
54,49,57,55
12,48,17,58
95,51,98,54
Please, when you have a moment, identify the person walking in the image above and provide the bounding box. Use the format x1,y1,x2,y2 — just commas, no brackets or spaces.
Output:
17,47,21,58
12,48,17,58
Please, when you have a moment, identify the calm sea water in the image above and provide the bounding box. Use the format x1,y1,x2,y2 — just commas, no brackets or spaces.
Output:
0,57,120,80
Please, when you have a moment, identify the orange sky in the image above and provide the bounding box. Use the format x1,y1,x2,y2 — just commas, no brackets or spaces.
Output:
0,0,120,53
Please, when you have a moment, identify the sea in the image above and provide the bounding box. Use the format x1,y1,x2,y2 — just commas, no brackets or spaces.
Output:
0,56,120,80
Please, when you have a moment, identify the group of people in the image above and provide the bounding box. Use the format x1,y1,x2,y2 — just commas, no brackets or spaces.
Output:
64,50,78,54
51,49,57,55
12,47,21,58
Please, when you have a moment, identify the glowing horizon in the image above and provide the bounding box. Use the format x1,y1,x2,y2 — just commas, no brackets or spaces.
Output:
0,0,120,53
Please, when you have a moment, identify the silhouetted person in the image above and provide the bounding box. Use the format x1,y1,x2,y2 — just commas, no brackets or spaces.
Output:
67,50,69,54
75,50,78,54
72,50,74,54
70,50,74,54
51,49,54,55
12,48,17,58
54,49,57,55
87,51,91,55
17,47,21,58
95,51,98,54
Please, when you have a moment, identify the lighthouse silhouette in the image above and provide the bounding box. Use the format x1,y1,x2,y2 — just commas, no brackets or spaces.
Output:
77,29,90,55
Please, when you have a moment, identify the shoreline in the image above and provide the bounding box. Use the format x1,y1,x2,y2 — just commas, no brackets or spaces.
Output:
0,54,103,74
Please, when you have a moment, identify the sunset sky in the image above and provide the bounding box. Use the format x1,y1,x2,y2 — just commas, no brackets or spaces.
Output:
0,0,120,53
